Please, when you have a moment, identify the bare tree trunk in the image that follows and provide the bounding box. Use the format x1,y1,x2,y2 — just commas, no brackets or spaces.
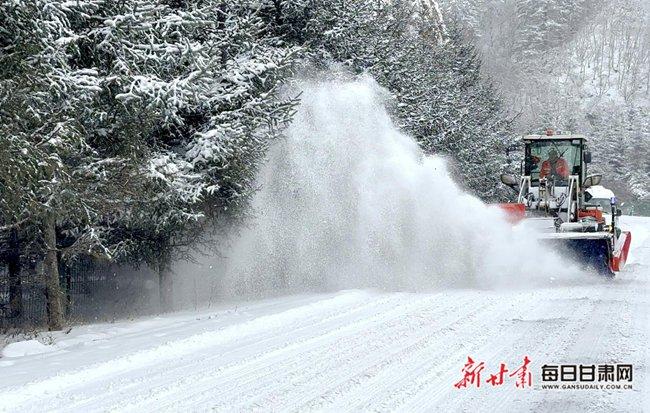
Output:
158,253,173,312
43,214,63,330
8,228,22,324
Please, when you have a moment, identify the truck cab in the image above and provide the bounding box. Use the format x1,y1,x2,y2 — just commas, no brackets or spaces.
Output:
502,131,597,226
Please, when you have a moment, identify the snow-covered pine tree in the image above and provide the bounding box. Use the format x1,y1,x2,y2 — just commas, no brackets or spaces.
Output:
73,0,300,310
0,0,131,329
513,0,593,59
586,105,650,207
1,0,301,316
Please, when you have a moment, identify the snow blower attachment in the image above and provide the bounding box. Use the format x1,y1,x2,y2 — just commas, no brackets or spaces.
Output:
498,131,631,276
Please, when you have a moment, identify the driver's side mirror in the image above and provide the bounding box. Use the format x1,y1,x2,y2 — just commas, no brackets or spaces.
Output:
500,173,519,189
583,174,602,188
584,151,592,164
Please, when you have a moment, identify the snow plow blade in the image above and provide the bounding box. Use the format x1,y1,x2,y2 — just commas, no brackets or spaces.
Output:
538,232,631,276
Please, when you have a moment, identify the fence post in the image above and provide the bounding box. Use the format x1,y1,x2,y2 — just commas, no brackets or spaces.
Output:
58,254,72,317
8,228,22,324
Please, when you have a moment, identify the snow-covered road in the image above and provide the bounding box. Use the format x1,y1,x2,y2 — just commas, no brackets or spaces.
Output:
0,216,648,412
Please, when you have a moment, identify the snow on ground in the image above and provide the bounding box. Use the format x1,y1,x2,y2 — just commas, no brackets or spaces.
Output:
0,216,648,412
1,340,56,358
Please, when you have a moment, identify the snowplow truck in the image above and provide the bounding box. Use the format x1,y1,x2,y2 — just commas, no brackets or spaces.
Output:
498,130,632,276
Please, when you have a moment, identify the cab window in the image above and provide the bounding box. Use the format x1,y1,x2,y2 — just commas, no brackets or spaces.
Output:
525,140,581,185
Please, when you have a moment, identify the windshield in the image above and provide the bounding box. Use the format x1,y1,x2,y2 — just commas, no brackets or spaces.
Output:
525,140,581,186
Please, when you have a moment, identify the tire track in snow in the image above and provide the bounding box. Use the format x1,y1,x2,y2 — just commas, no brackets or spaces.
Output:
0,291,373,411
41,293,412,412
316,291,544,412
413,290,599,413
2,295,329,390
212,293,493,412
117,293,469,412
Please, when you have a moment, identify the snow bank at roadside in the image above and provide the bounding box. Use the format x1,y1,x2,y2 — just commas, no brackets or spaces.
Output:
1,340,56,358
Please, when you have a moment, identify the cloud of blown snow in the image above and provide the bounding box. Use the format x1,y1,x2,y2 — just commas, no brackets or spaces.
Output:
175,76,590,302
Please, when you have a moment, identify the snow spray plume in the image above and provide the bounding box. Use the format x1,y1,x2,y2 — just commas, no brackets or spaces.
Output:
179,78,588,300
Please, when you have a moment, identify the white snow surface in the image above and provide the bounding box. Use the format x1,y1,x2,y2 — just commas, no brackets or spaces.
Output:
1,340,56,358
0,216,648,412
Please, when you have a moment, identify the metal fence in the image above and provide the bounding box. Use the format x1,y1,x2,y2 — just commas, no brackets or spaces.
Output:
0,258,159,330
0,262,45,329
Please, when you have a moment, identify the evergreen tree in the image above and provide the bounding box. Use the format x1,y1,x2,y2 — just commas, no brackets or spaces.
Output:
0,0,131,329
79,1,300,310
0,0,301,319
